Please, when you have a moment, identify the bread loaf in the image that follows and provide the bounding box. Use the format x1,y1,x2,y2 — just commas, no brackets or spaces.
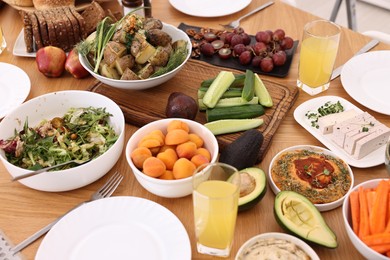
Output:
32,0,75,10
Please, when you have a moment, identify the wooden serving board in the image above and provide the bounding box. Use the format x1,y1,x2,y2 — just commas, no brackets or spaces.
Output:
88,59,299,162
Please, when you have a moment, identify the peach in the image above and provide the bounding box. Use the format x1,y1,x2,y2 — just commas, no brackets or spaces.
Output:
176,141,197,159
173,158,196,179
143,157,166,178
165,129,189,145
131,147,152,169
157,148,178,170
188,133,204,148
167,120,190,133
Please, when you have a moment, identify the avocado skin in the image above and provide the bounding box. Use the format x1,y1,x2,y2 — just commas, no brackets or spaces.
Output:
273,191,338,249
219,129,264,170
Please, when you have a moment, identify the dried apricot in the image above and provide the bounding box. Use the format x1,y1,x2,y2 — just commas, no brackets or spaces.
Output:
159,170,175,180
167,120,190,133
176,141,197,159
165,129,189,145
157,148,178,170
191,154,210,168
173,158,196,179
131,147,152,169
196,147,211,161
143,157,166,178
188,133,204,148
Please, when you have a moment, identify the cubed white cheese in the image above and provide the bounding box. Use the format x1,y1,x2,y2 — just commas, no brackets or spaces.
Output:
317,109,358,134
331,112,374,147
353,124,390,159
344,123,383,155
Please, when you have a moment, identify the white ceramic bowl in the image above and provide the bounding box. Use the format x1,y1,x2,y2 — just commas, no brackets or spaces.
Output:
342,178,389,260
0,91,125,192
268,145,354,211
125,118,219,198
235,232,320,260
79,23,192,90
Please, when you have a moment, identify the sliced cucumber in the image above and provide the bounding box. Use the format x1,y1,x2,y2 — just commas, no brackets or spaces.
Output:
197,87,242,99
202,71,235,108
204,118,264,135
254,73,273,107
198,97,258,111
241,70,255,102
274,191,338,248
200,74,245,88
206,104,265,122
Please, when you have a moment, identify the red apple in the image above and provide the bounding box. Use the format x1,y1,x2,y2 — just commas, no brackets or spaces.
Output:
36,46,67,78
65,48,90,79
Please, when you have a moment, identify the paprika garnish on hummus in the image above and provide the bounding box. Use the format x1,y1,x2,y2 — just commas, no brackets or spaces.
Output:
271,149,352,204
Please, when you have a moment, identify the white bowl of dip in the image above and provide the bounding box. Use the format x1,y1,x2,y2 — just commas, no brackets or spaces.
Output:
236,232,320,260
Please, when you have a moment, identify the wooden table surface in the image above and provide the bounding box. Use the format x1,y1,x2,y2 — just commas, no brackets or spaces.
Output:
0,0,389,259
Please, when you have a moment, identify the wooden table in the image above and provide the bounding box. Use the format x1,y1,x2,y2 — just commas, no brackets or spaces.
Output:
0,1,389,259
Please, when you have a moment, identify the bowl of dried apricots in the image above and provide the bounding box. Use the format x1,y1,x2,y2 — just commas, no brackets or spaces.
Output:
125,118,219,198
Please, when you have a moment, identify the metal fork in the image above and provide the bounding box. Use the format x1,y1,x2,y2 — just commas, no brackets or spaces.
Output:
220,1,274,29
8,171,123,256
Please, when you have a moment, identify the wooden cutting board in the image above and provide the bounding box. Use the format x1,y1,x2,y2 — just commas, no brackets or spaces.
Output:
88,59,299,162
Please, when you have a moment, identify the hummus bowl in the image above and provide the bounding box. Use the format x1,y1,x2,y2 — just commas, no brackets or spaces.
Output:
268,145,354,212
235,232,320,260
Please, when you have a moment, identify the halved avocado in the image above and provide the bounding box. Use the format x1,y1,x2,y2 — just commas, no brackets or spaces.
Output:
274,190,338,248
237,167,267,212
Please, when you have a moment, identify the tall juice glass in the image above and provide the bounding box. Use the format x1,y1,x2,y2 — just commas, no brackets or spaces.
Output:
192,163,240,257
297,20,341,95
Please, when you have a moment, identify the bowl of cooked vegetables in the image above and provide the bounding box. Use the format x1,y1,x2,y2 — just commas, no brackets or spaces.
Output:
0,91,125,192
78,14,191,90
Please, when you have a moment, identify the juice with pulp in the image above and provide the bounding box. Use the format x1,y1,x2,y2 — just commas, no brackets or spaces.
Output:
193,180,239,250
298,37,338,87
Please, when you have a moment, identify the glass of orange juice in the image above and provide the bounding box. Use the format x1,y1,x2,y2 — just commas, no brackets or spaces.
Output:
192,162,240,257
297,20,341,95
0,26,6,54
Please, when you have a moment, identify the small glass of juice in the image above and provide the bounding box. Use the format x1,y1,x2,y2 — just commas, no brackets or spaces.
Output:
0,26,6,54
297,20,341,95
192,162,240,257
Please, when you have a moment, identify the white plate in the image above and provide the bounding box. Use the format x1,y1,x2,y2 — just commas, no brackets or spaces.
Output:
341,51,390,115
293,95,385,168
13,29,36,58
169,0,252,17
0,63,30,119
36,196,191,260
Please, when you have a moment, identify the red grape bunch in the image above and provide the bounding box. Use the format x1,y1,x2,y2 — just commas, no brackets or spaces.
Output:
191,27,294,73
